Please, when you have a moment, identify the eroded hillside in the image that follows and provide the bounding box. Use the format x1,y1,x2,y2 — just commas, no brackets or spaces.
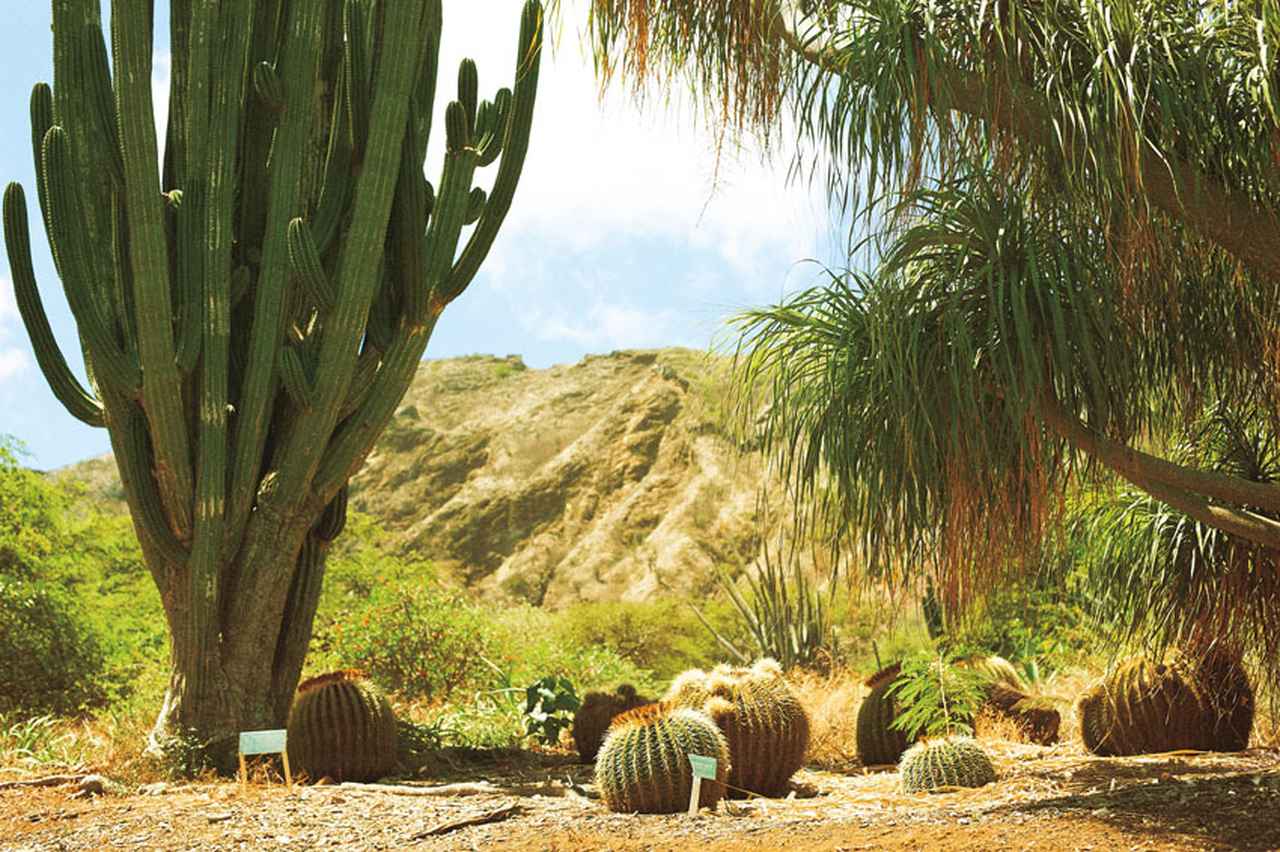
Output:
61,349,781,605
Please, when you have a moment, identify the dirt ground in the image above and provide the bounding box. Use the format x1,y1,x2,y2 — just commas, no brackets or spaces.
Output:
3,744,1279,851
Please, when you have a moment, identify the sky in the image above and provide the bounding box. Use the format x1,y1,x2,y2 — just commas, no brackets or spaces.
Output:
0,1,848,470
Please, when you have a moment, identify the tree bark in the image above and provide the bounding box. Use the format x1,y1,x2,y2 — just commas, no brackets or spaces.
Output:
145,518,332,772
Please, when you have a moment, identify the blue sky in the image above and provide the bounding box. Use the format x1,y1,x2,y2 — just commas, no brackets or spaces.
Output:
0,1,848,469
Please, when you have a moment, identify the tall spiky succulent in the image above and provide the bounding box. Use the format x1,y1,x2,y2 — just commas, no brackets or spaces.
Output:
3,0,542,754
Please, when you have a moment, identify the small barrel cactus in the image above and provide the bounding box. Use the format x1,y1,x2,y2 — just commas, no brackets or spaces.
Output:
571,683,652,762
595,703,730,814
961,655,1026,692
899,736,997,793
287,671,398,783
1079,651,1254,756
974,685,1061,745
665,658,810,797
856,662,911,766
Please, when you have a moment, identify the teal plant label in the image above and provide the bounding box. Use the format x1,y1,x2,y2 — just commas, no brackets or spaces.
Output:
239,729,287,756
688,754,717,780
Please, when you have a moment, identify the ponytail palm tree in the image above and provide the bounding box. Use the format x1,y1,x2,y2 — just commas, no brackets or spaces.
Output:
587,2,1280,648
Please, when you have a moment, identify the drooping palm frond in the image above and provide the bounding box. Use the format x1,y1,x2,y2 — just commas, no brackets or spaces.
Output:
731,169,1280,612
1068,407,1280,676
589,1,1280,280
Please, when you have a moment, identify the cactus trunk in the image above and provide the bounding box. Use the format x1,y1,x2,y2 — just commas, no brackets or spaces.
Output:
6,0,543,766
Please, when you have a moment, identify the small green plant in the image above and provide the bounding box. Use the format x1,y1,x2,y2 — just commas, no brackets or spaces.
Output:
888,652,988,740
523,675,580,746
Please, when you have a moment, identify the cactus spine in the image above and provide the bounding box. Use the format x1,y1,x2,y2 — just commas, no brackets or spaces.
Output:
1078,651,1254,756
572,684,652,762
4,1,543,750
856,662,911,766
287,671,398,783
595,703,731,814
664,659,810,797
899,737,997,793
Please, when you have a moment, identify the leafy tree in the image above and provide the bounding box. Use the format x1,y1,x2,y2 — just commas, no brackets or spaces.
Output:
4,1,544,758
586,2,1280,661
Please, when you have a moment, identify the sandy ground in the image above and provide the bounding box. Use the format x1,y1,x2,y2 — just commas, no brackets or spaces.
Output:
3,744,1278,851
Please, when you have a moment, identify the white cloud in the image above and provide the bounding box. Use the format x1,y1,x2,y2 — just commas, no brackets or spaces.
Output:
152,52,171,165
524,301,681,350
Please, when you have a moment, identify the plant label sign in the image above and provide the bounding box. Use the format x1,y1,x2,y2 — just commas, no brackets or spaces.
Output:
687,754,718,816
238,729,291,788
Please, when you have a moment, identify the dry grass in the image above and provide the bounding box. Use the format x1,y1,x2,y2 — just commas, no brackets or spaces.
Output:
788,668,866,771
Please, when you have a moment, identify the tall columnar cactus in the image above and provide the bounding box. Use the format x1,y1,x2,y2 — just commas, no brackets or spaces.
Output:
571,683,652,763
899,736,997,793
1078,652,1254,756
286,670,398,783
4,1,542,754
856,662,911,766
595,703,731,814
664,659,810,797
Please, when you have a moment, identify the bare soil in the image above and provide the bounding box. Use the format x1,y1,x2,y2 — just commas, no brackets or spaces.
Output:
3,744,1278,851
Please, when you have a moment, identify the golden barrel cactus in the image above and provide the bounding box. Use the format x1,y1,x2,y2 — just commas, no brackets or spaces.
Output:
571,683,651,762
286,671,398,782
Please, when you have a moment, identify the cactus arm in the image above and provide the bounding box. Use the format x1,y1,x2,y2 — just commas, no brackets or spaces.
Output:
185,0,257,692
111,0,198,542
28,85,57,264
270,0,429,502
112,400,191,569
223,1,326,553
440,0,543,302
2,184,105,427
41,128,142,397
287,219,337,311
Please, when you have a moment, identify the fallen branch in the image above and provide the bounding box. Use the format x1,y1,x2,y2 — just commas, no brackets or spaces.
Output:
409,803,522,840
338,779,580,798
0,774,90,791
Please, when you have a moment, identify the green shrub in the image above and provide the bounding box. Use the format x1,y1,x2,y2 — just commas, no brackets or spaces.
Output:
315,581,496,703
553,598,733,680
0,577,109,715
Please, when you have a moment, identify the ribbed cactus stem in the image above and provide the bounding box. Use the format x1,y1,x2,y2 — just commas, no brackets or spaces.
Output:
3,0,544,753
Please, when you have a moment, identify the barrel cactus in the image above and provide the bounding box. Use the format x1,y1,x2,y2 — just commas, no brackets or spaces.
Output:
571,684,651,762
856,662,911,766
974,684,1061,745
665,658,809,797
961,655,1026,692
595,703,730,814
1078,651,1254,756
899,736,997,793
287,671,398,782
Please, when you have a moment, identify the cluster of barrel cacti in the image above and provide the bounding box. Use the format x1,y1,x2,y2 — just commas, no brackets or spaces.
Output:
286,671,398,783
1078,650,1254,756
572,683,652,762
899,736,997,793
595,703,731,813
663,658,811,797
855,662,912,766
